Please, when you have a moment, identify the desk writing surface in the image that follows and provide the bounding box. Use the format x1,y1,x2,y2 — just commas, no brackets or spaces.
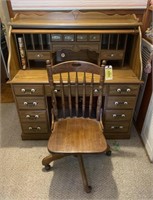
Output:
9,69,142,84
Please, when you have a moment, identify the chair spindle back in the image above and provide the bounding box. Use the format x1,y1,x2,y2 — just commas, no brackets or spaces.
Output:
46,60,105,121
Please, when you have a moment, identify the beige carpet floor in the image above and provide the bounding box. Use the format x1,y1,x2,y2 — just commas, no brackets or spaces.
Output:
0,103,153,200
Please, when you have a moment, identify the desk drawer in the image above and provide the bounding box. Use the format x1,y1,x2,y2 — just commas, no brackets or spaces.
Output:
100,50,124,60
16,97,46,109
13,85,44,96
76,34,100,41
104,110,132,121
27,51,51,60
89,34,100,41
108,84,139,96
22,122,48,133
106,96,136,109
104,122,130,132
19,110,47,122
76,43,100,52
45,84,106,97
45,84,107,96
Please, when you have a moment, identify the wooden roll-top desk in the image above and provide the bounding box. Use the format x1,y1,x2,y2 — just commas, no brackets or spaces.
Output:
8,11,143,139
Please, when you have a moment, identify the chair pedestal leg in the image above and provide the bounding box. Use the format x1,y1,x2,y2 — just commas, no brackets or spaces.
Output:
77,155,92,193
42,153,69,169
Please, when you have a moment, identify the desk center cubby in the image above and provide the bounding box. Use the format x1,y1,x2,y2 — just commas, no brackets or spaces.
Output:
14,32,136,69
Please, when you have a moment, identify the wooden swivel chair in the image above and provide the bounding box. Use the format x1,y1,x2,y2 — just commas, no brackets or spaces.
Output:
42,60,111,193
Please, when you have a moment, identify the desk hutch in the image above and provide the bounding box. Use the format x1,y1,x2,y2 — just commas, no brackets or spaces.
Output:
8,11,143,140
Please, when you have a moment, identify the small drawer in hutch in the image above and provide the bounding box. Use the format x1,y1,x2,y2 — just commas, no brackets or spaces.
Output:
100,50,124,60
27,51,51,60
89,34,100,41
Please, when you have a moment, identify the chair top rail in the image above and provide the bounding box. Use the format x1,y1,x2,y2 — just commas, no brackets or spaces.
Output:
50,60,102,75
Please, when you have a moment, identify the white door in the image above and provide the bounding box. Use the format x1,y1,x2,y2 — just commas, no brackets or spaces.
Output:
141,92,153,162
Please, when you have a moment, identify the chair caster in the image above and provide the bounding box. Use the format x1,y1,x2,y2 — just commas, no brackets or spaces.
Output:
106,150,112,156
85,186,92,193
44,164,51,171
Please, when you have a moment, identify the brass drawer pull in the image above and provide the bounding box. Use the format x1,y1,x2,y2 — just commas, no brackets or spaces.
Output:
94,89,99,93
92,36,97,40
31,88,36,93
23,101,38,106
113,114,125,118
21,88,26,93
114,101,128,105
28,126,41,130
126,88,131,92
111,126,123,129
21,88,36,94
26,114,39,119
116,88,121,93
37,54,43,58
54,89,60,93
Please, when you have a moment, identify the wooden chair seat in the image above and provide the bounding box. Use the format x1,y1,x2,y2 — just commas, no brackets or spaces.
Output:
48,117,107,154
